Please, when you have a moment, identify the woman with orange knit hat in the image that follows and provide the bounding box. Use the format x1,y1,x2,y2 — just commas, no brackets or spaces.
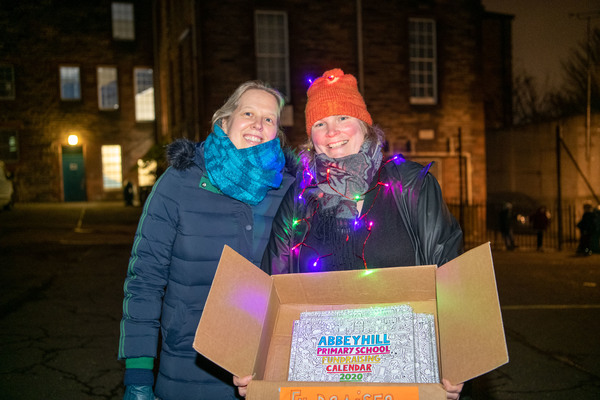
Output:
235,68,465,399
265,68,462,271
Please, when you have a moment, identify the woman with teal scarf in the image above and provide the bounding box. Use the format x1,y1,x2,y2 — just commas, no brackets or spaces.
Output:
118,81,296,400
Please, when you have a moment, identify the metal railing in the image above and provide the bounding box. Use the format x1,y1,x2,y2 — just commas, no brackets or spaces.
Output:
447,202,581,251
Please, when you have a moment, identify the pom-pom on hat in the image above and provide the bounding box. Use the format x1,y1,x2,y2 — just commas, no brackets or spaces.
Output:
305,68,372,136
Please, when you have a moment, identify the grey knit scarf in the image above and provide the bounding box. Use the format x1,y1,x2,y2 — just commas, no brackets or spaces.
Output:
312,139,383,219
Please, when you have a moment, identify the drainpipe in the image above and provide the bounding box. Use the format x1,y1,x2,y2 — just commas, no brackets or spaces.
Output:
458,127,464,233
357,0,364,94
556,124,563,251
190,0,202,142
152,0,161,143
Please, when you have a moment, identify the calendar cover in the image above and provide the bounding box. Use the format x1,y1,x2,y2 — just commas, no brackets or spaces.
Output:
288,305,438,383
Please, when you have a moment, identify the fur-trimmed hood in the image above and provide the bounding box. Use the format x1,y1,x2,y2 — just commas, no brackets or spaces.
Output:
167,138,197,171
281,146,302,177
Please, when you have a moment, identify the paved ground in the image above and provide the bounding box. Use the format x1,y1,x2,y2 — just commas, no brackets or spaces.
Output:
470,247,600,399
0,202,599,399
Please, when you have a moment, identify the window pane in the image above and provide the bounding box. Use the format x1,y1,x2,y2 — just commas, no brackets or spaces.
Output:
97,67,119,110
255,11,290,99
134,68,155,121
0,131,19,161
101,145,122,189
409,18,437,105
112,2,135,40
60,66,81,100
0,65,15,100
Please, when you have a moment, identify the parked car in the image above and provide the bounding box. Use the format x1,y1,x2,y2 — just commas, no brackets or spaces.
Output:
0,161,15,210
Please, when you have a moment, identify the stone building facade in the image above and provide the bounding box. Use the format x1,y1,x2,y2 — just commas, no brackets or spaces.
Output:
481,11,514,131
0,0,155,202
1,0,513,208
153,0,513,207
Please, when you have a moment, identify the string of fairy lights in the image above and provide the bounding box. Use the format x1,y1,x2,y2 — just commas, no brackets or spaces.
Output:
291,155,405,269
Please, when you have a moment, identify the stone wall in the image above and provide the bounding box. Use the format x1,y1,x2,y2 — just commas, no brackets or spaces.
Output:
155,0,495,204
1,0,155,202
486,114,600,210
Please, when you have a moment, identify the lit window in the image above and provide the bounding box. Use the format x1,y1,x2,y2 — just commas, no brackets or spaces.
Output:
134,68,155,121
0,130,19,161
137,159,156,187
112,2,135,40
97,67,119,110
60,66,81,100
409,18,437,105
255,11,290,99
0,64,15,100
101,145,123,189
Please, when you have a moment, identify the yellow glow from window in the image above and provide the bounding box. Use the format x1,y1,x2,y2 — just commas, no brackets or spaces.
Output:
101,145,123,189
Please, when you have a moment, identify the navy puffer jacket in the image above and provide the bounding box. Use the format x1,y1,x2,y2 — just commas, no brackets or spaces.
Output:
119,139,295,400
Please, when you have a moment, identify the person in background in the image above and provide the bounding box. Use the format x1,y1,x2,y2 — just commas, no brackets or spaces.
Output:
235,69,465,400
123,180,134,207
499,202,516,250
576,202,595,256
530,206,550,252
592,205,600,253
118,81,296,400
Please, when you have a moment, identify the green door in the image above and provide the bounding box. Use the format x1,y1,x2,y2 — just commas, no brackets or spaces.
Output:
62,146,86,201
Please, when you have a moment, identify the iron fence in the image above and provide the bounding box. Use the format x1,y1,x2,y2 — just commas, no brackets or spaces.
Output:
447,202,581,252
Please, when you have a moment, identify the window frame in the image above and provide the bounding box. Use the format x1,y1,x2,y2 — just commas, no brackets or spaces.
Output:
97,66,119,111
408,18,438,105
59,65,82,101
0,130,19,161
254,10,291,100
111,2,135,41
0,64,15,100
133,67,155,122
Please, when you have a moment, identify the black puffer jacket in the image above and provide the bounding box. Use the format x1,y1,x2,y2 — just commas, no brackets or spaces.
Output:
263,156,463,274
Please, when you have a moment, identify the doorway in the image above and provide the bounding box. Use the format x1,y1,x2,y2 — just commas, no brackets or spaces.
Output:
62,145,86,201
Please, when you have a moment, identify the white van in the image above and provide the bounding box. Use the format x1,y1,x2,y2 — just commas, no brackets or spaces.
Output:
0,161,14,210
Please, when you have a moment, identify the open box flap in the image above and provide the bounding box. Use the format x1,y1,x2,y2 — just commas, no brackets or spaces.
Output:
193,245,273,377
436,242,509,384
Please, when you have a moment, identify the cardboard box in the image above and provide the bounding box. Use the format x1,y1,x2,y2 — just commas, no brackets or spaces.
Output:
193,242,508,400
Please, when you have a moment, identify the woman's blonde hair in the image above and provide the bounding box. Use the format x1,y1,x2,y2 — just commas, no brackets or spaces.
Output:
211,81,287,145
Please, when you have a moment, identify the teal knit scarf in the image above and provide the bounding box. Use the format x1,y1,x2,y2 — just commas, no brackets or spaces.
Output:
204,124,285,205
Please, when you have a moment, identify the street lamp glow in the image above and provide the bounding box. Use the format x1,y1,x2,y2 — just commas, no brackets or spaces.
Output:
68,135,79,145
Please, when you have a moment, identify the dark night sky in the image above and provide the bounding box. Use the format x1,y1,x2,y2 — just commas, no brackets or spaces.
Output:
482,0,600,95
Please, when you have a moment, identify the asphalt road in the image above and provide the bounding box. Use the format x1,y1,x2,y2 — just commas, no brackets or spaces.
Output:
0,202,599,399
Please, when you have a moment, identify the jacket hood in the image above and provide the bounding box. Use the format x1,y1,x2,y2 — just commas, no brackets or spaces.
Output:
167,138,198,171
282,146,302,177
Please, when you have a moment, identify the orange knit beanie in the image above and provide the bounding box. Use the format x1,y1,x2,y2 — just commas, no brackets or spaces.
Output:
305,68,372,136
